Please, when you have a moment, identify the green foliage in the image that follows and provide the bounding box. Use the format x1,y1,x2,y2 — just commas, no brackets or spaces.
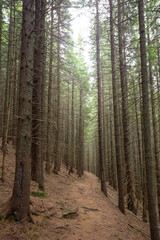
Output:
61,207,74,213
30,191,47,199
147,44,157,61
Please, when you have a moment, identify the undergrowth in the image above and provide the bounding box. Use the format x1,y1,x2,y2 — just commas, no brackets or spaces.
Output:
30,191,47,198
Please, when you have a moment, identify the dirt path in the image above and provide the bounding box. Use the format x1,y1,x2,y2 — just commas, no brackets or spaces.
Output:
0,147,150,240
37,170,150,240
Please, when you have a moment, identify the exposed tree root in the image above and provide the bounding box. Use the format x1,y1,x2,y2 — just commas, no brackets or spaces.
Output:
0,201,34,229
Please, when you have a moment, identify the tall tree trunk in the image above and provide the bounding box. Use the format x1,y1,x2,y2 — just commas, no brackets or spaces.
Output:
45,2,54,174
2,1,13,150
12,2,19,147
1,2,14,182
87,146,90,172
132,77,142,201
117,0,136,214
41,0,47,164
5,0,34,223
0,1,2,134
77,86,84,177
75,112,79,173
109,0,125,213
31,0,44,189
148,30,160,218
96,0,107,196
53,8,61,174
101,68,107,181
109,101,117,190
64,81,70,168
156,46,160,178
138,74,148,222
69,77,75,174
138,0,160,238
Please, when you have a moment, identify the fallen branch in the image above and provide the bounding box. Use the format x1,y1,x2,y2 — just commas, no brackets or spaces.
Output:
128,224,150,238
62,209,78,219
81,206,99,212
107,192,114,199
38,206,55,214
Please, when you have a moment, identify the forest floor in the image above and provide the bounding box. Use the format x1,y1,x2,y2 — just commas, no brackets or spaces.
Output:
0,142,150,240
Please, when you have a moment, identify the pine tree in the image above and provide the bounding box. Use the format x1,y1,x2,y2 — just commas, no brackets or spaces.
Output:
3,0,34,223
138,0,160,238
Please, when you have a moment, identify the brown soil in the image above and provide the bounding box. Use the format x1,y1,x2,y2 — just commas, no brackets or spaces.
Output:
0,142,150,240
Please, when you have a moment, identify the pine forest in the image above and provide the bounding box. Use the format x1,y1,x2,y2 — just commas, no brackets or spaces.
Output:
0,0,160,239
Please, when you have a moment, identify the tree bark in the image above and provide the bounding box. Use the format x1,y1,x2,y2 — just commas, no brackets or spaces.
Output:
77,85,84,177
117,0,136,214
148,30,160,218
138,0,160,238
63,81,70,168
132,77,142,201
45,2,54,174
53,8,61,174
5,0,34,223
1,1,14,182
69,77,75,174
2,1,13,150
109,0,125,213
41,0,47,166
96,0,107,196
31,0,44,189
0,1,2,133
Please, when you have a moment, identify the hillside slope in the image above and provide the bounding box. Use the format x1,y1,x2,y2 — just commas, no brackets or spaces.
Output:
0,143,150,240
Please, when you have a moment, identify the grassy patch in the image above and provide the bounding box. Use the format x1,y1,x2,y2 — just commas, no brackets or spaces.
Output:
30,191,47,198
62,207,73,213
